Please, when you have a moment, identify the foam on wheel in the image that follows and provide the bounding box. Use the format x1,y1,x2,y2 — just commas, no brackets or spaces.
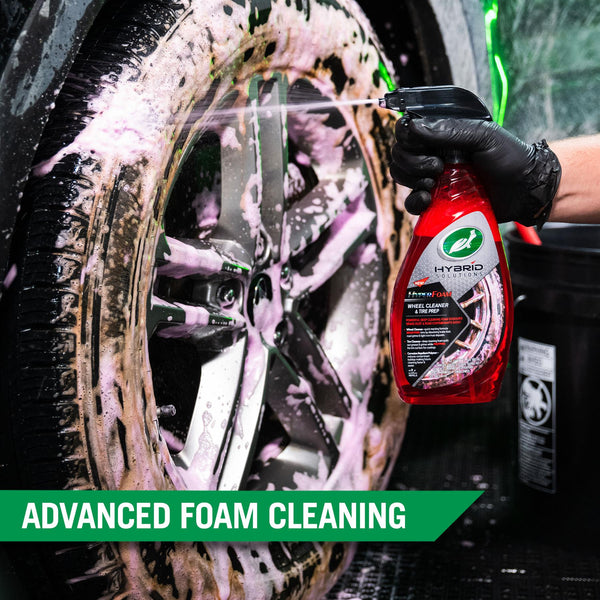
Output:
3,0,411,597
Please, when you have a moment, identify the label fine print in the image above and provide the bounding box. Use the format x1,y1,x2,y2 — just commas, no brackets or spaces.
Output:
517,337,556,493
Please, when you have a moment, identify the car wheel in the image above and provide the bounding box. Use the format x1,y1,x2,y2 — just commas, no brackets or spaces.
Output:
4,0,410,597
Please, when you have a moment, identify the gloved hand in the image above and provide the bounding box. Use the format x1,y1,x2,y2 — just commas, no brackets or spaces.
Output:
390,117,562,227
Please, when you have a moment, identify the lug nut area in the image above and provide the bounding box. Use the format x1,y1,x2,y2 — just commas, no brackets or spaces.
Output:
247,273,273,327
245,267,288,345
217,281,238,307
273,320,288,347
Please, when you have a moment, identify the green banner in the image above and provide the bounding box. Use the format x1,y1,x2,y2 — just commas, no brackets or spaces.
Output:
0,490,482,542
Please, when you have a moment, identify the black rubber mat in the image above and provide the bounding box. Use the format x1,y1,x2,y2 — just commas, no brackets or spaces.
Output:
328,384,600,599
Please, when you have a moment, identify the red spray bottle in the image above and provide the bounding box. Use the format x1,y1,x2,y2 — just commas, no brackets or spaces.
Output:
380,86,513,405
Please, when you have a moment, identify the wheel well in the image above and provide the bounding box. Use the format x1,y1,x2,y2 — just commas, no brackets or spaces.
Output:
357,0,452,87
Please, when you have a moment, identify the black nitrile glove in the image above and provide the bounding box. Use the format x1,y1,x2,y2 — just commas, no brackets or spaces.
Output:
390,117,562,228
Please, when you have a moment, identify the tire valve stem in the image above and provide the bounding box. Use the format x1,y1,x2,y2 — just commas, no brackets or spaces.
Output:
157,404,177,418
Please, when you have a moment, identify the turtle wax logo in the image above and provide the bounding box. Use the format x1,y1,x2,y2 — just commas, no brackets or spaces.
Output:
439,227,484,260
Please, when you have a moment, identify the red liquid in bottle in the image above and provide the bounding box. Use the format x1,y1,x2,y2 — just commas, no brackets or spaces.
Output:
390,164,513,404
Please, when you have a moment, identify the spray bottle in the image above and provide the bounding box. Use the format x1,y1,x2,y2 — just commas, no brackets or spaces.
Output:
380,85,513,405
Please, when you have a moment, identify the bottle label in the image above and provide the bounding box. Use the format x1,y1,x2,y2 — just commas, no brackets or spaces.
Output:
402,211,505,388
517,337,556,493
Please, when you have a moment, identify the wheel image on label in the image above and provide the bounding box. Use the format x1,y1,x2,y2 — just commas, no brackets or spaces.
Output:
420,267,505,388
520,377,552,426
2,0,410,598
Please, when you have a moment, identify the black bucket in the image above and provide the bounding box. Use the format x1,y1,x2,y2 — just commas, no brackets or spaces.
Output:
506,225,600,545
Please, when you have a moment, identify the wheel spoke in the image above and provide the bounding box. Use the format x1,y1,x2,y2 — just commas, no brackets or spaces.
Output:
252,442,334,489
256,75,288,260
215,80,261,256
172,338,246,489
287,164,368,256
286,312,351,417
291,192,376,296
320,243,384,399
217,337,271,490
267,349,339,467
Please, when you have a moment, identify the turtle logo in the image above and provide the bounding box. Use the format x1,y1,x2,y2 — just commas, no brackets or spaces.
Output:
519,377,552,426
440,227,484,260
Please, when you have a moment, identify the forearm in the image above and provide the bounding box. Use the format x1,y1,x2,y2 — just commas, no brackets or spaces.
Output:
548,134,600,223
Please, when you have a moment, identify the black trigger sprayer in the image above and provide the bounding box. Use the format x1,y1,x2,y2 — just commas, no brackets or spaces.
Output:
379,85,513,405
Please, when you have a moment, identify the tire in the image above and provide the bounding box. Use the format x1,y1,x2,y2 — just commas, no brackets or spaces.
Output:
4,0,411,597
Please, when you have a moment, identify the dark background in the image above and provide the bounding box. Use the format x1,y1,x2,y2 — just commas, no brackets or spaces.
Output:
328,386,600,599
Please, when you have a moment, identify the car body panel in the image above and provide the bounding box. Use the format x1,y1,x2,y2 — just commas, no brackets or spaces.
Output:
0,0,107,288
